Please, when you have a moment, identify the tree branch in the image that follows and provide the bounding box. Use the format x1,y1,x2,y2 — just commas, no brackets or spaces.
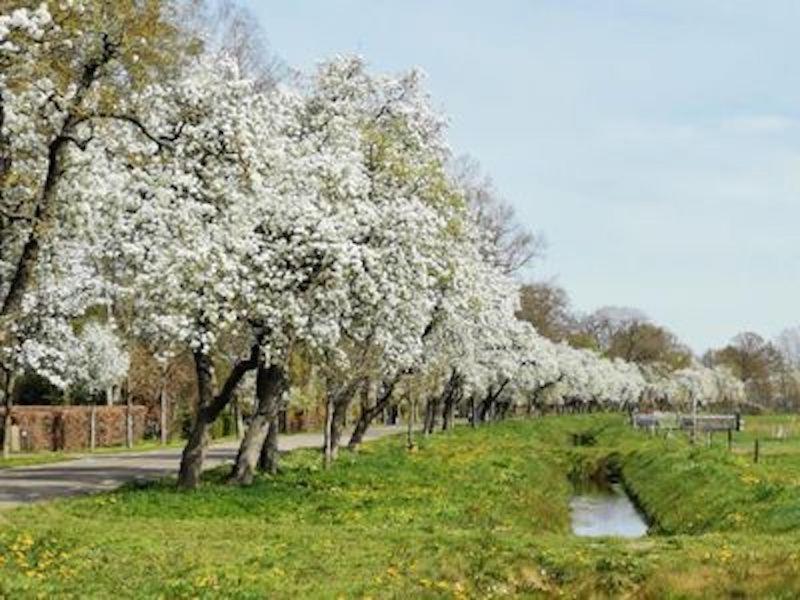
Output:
0,205,31,222
205,343,261,418
92,113,184,150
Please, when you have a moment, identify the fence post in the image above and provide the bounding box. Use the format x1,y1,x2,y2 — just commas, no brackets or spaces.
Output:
160,387,168,445
754,438,760,464
90,404,96,452
125,381,133,449
727,428,732,451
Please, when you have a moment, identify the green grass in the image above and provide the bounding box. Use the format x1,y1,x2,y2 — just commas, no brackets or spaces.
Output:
0,437,235,470
0,450,78,470
4,416,800,598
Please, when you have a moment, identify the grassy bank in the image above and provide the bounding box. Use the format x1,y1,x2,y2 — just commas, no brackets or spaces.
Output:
565,417,800,535
3,416,800,598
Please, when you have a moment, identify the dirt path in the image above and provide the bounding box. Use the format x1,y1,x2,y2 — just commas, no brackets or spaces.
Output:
0,425,402,509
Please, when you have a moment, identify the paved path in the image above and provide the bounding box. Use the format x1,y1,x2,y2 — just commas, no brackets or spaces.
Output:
0,425,403,509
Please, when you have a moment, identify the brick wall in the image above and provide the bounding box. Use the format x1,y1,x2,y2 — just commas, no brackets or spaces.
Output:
1,405,147,452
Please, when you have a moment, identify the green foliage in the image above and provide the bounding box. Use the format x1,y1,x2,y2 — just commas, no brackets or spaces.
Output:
566,331,600,351
12,372,63,405
209,411,234,440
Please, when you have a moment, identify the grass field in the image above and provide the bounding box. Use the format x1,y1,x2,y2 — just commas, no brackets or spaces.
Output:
3,415,800,598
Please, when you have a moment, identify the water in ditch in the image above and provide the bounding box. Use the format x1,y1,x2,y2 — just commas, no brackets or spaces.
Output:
570,480,649,538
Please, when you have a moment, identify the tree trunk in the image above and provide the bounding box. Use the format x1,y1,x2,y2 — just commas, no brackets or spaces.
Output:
1,369,14,460
470,396,477,428
527,393,536,416
440,370,461,432
476,392,493,424
229,363,287,485
422,398,435,436
406,396,416,450
442,398,455,431
432,397,444,433
178,351,215,489
0,93,10,194
125,380,133,449
323,392,335,468
178,345,260,490
0,139,68,319
322,377,361,465
442,387,458,431
476,379,510,425
258,416,279,475
497,401,511,421
348,378,397,449
231,408,270,484
329,393,349,460
348,408,373,450
1,42,115,324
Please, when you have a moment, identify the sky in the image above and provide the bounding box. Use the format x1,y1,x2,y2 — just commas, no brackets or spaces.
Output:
250,1,800,354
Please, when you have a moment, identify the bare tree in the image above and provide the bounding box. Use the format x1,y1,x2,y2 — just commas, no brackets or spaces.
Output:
578,306,649,352
191,0,289,89
450,155,545,275
776,327,800,369
775,326,800,410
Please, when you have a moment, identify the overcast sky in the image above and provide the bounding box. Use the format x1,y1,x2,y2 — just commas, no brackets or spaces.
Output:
251,1,800,353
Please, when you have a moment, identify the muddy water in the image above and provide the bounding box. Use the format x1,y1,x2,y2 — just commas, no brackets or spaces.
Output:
570,481,648,538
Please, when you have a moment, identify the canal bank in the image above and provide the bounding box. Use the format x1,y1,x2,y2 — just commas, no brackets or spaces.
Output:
570,480,649,538
565,444,652,538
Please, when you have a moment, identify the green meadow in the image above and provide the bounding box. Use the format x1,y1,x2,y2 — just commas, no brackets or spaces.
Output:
3,415,800,598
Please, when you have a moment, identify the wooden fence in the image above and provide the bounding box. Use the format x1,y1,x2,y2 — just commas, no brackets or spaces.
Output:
632,412,742,432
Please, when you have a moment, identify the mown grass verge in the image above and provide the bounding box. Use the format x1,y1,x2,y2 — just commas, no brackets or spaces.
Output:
0,437,195,470
2,416,800,598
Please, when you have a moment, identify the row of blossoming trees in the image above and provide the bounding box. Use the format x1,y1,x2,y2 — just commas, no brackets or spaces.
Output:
0,2,742,486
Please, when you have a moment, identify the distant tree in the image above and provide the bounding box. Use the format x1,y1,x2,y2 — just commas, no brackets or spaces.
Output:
607,322,692,370
706,332,783,408
774,327,800,410
577,306,650,352
575,306,690,370
776,327,800,369
565,331,601,352
516,280,574,341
